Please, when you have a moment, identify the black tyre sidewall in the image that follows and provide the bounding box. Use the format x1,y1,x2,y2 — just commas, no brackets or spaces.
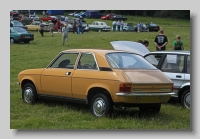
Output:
181,89,190,108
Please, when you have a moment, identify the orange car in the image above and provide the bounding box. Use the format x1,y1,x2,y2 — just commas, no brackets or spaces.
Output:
17,49,174,117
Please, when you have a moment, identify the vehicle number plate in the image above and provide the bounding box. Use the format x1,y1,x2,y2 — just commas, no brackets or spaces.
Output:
25,36,30,38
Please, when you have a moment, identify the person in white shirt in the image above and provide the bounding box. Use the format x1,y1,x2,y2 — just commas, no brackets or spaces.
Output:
62,23,69,45
49,20,54,37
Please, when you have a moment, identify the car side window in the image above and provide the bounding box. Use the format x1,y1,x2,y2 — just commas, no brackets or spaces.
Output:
10,28,15,33
50,53,79,69
96,22,98,25
77,53,98,70
161,54,184,73
145,54,162,67
187,56,190,74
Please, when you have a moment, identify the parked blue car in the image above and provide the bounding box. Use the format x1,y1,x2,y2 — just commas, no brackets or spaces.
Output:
85,10,102,18
10,27,34,44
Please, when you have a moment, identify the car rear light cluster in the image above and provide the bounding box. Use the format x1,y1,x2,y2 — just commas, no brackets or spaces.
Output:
119,83,131,93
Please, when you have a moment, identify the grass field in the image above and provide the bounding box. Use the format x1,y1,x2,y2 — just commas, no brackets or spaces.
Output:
10,15,190,129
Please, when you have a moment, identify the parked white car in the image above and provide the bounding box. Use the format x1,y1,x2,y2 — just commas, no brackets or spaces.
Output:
88,21,111,32
110,41,190,109
122,23,135,31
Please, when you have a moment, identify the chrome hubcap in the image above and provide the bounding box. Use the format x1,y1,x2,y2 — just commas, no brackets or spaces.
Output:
24,88,33,103
93,97,106,117
184,92,190,109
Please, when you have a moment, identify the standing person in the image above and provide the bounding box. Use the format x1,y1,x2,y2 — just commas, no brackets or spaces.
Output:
112,20,116,32
65,16,69,23
143,40,150,50
39,21,45,37
60,24,63,33
137,22,141,32
62,23,69,45
46,10,48,16
42,11,45,17
154,29,168,51
49,20,54,37
117,20,121,31
77,19,83,34
57,19,61,33
173,35,184,50
72,19,78,34
121,19,124,31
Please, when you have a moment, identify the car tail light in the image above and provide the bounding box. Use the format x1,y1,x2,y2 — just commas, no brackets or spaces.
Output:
119,83,131,93
19,35,23,38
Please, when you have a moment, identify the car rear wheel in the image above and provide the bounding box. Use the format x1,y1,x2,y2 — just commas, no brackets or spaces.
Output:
22,83,38,104
181,89,190,109
10,38,15,44
90,93,113,117
139,103,161,114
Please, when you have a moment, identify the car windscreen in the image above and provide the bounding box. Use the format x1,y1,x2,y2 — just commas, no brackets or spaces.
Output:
106,52,157,69
13,21,23,26
14,27,27,33
150,23,157,26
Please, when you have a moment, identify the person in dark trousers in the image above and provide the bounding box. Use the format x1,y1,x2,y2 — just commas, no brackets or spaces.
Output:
154,29,168,51
39,21,45,37
77,19,83,34
72,19,78,34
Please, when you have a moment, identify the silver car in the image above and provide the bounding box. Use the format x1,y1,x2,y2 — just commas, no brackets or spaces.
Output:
111,41,190,109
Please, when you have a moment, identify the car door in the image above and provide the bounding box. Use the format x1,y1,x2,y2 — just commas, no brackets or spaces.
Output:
72,52,99,99
40,52,79,97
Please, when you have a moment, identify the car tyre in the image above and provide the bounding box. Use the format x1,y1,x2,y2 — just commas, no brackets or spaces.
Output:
181,89,190,109
10,38,15,44
139,103,161,114
22,83,38,104
90,93,113,117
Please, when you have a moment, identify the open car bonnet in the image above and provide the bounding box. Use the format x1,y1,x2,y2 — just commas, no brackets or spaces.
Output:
110,41,158,66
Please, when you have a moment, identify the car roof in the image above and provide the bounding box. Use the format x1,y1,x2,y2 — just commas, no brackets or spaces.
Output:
62,49,134,55
149,50,190,55
10,27,26,30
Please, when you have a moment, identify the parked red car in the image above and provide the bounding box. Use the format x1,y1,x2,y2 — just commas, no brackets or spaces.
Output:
40,16,57,21
101,13,116,20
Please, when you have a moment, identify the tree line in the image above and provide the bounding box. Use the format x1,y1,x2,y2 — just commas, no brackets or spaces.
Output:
101,10,190,20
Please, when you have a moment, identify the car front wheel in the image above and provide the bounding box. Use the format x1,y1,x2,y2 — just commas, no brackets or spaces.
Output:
90,93,113,117
10,38,15,44
181,89,190,109
22,83,38,104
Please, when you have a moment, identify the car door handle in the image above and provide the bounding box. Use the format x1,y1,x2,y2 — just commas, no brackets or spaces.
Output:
176,75,182,78
66,72,71,76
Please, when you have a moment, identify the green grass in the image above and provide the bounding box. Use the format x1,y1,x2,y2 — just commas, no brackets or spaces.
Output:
10,16,190,129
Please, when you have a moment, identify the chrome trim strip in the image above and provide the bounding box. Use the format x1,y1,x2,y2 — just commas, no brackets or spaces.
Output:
116,92,175,96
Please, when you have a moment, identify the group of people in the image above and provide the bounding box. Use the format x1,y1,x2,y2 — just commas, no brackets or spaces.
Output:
138,29,184,51
112,19,124,31
154,29,184,51
38,16,86,46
